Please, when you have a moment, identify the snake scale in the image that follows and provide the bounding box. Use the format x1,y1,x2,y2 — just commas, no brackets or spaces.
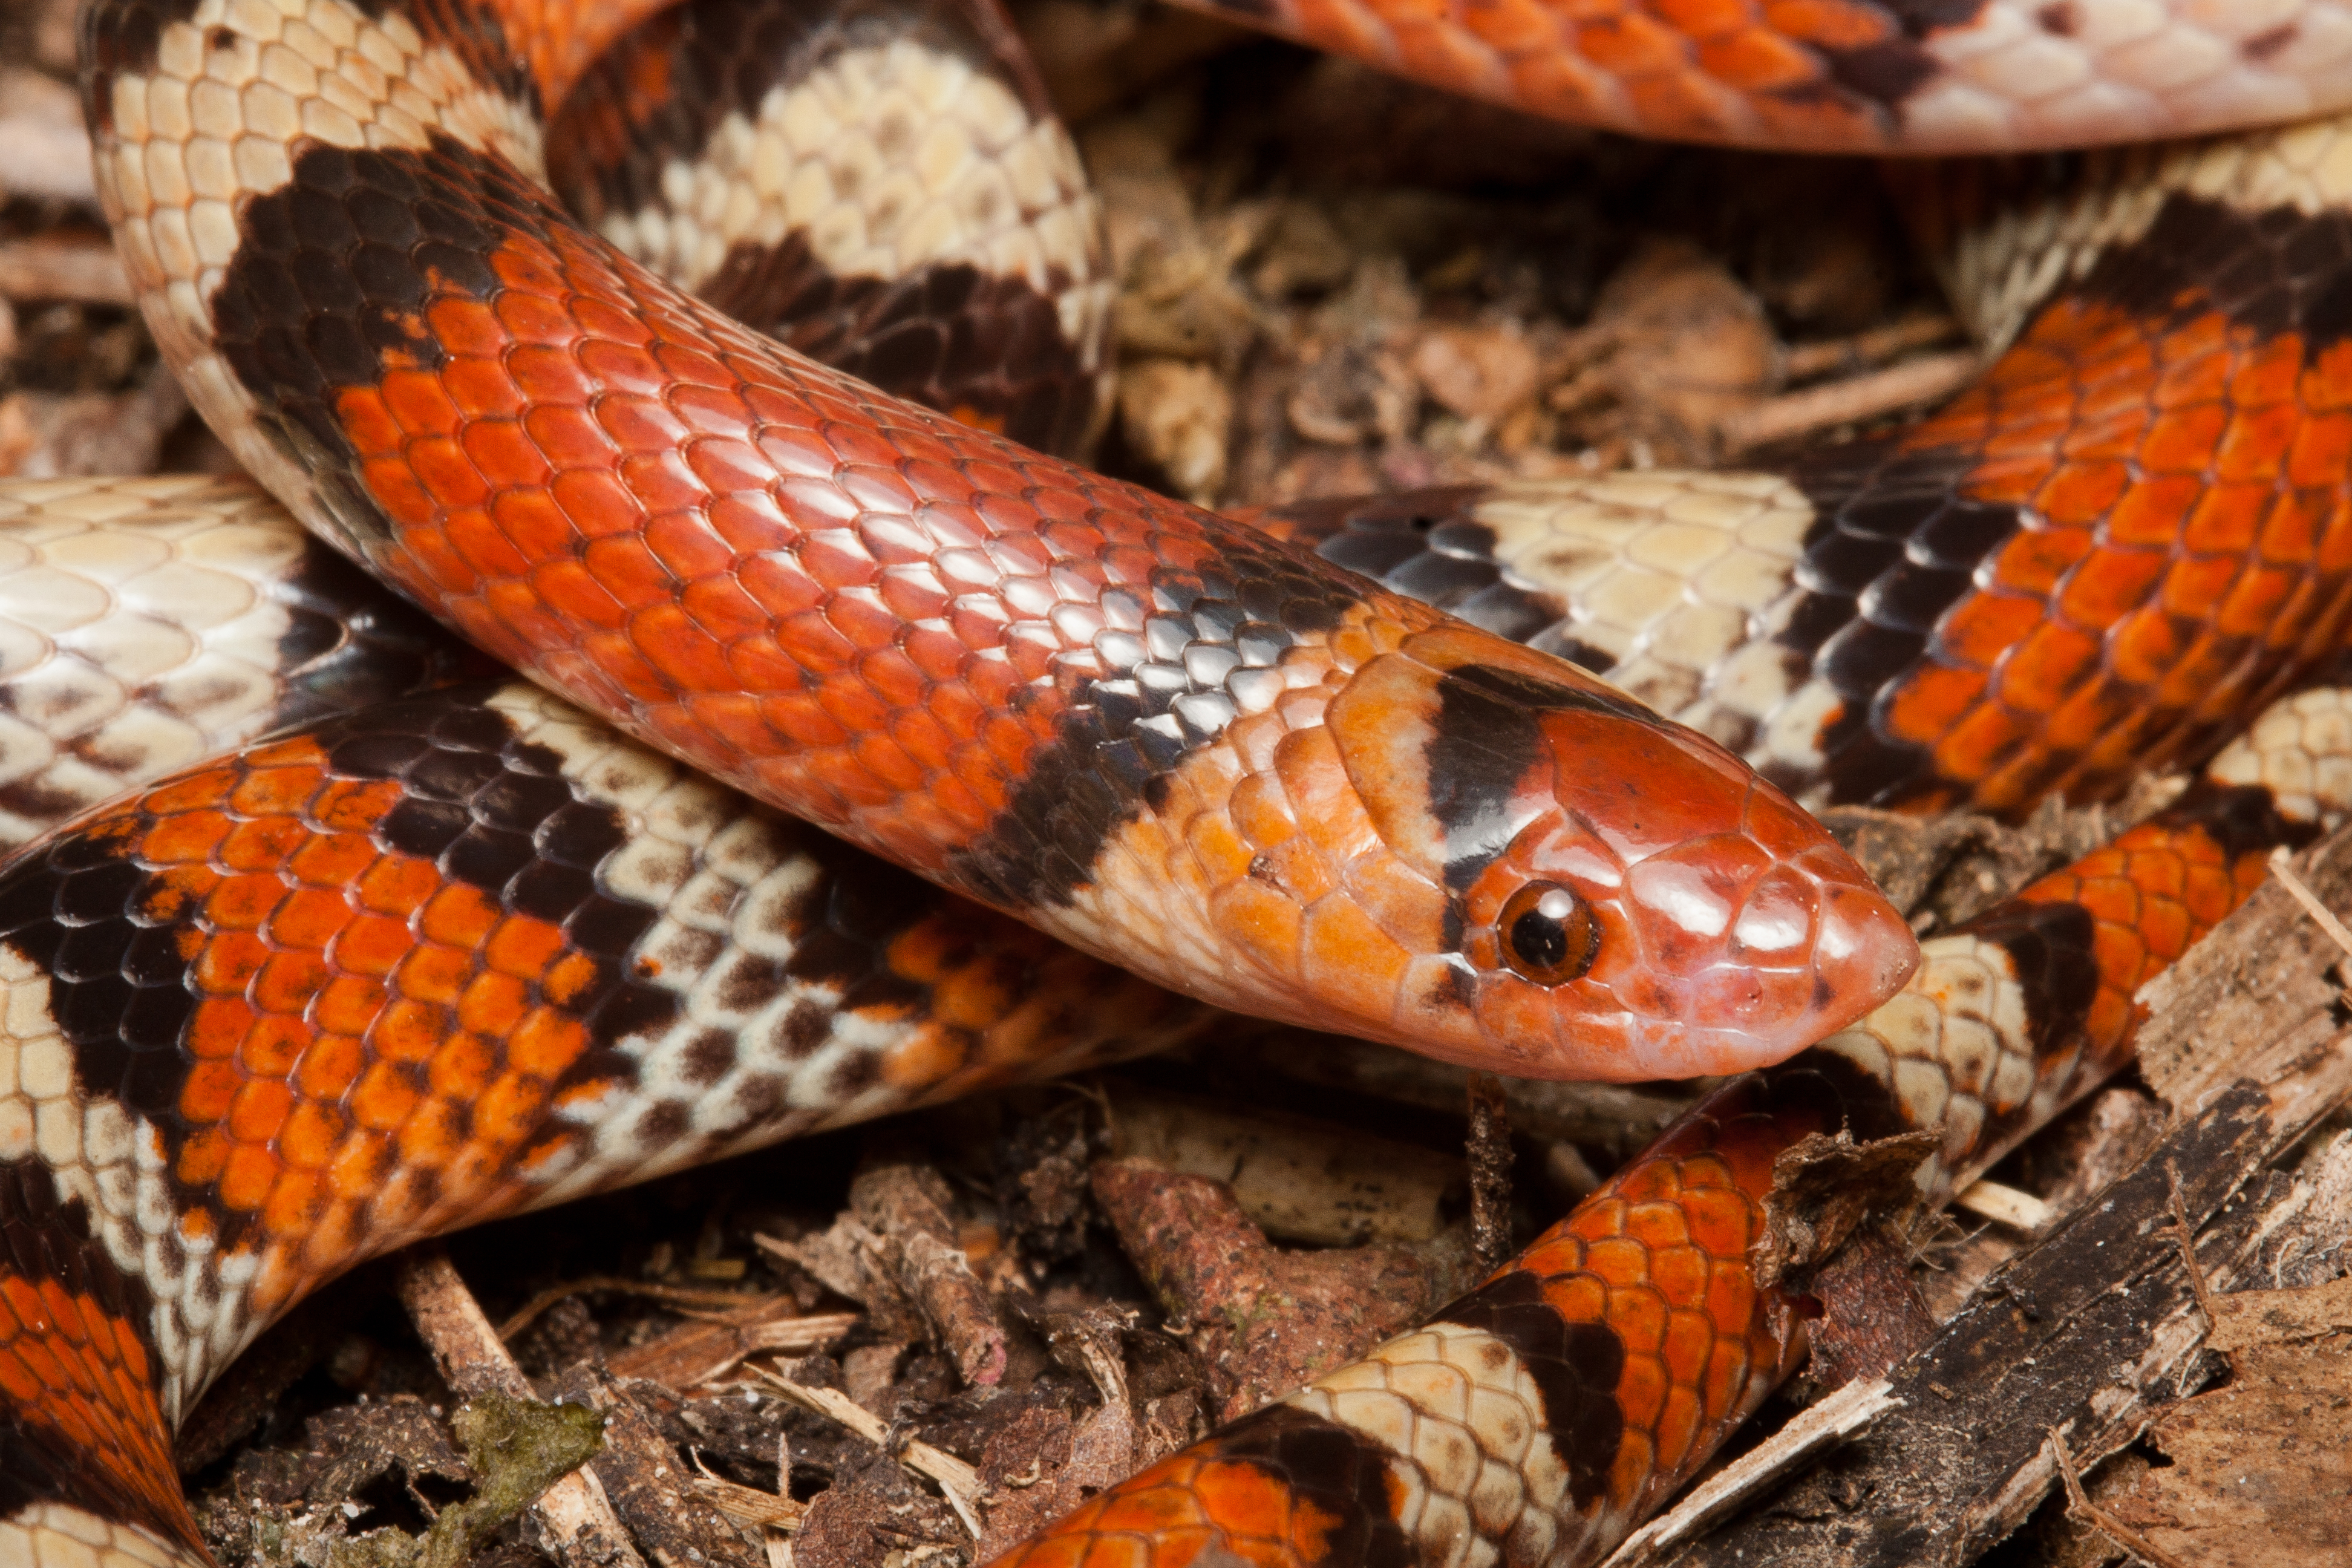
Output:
8,2,2352,1565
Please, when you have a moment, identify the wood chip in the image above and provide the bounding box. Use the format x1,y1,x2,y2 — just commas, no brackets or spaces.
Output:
497,1276,792,1341
1106,1082,1462,1246
1664,814,2352,1567
693,1475,808,1533
0,67,96,206
0,237,134,304
2136,832,2352,1111
605,1307,859,1389
0,371,187,480
2201,1270,2352,1354
1588,240,1777,443
1411,325,1539,419
2098,1275,2352,1566
1718,350,1977,452
2050,1426,2194,1568
2265,845,2352,964
1117,357,1231,503
1952,1177,2054,1232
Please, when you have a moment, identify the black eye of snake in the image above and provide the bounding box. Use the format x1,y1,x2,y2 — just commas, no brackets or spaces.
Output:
1500,880,1598,984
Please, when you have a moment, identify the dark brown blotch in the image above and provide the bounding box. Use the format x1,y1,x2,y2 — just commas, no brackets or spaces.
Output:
635,1100,690,1146
781,997,834,1058
825,1046,880,1099
2244,22,2298,58
679,1028,737,1086
713,955,788,1013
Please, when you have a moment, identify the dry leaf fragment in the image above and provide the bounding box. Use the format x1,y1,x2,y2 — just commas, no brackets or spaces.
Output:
1411,325,1539,420
1117,358,1231,503
2102,1283,2352,1568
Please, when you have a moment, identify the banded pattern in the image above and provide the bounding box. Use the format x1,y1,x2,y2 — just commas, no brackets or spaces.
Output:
547,0,1111,457
0,475,482,848
0,1161,196,1567
988,755,2319,1568
1258,107,2352,820
1243,475,1824,774
2,475,2312,1568
1166,0,2352,152
48,0,2352,1565
0,679,1204,1558
80,0,1915,1084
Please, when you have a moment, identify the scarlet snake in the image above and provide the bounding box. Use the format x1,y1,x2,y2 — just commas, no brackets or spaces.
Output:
7,1,2352,1566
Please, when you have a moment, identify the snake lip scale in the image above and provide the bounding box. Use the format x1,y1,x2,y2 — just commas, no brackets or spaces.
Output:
10,0,2352,1566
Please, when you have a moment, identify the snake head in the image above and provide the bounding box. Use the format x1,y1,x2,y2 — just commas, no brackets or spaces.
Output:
1285,626,1918,1081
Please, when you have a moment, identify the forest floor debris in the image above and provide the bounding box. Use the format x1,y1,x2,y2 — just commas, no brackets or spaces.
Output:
4,0,2347,1563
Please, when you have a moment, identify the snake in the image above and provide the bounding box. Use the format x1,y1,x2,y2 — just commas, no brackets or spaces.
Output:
5,0,2352,1564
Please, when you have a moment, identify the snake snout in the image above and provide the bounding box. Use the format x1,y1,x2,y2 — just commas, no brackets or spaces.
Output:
1600,828,1915,1076
1802,864,1922,1036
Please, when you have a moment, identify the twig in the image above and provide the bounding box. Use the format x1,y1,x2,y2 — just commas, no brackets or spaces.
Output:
498,1275,782,1340
747,1368,984,1538
394,1247,648,1568
2047,1426,2194,1568
1599,1379,1901,1568
1720,350,1977,452
2267,845,2352,966
1952,1177,2054,1232
2163,1161,2219,1330
1466,1073,1512,1277
0,237,134,304
1090,1159,1469,1421
851,1163,1011,1388
1780,312,1961,381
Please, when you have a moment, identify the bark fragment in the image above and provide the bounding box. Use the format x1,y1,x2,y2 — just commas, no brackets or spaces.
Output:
544,1367,762,1568
1089,1158,1472,1421
849,1163,1011,1390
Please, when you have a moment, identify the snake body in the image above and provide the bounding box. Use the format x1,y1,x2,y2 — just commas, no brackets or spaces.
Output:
0,477,485,841
1169,0,2352,152
7,0,2352,1565
991,765,2314,1568
1250,100,2352,822
77,0,1910,1083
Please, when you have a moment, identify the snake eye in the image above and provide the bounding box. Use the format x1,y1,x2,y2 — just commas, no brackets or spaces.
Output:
1498,880,1598,984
